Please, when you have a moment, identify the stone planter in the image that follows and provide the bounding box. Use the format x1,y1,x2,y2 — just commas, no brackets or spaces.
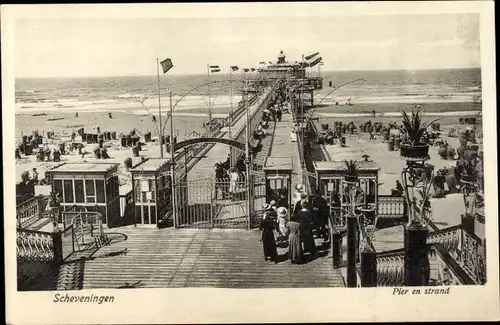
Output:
344,175,359,183
400,142,430,160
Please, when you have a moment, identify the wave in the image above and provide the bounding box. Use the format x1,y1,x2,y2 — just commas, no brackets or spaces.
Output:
315,110,481,118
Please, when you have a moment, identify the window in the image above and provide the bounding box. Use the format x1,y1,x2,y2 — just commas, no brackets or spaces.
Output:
96,179,105,203
54,179,63,198
63,180,74,203
138,178,155,203
134,179,141,202
74,179,84,203
85,179,95,203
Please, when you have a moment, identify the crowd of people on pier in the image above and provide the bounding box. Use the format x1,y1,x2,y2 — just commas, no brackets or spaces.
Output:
259,184,330,264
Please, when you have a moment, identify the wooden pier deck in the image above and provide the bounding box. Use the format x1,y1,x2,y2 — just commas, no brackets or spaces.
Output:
188,89,272,184
71,227,345,289
268,113,304,188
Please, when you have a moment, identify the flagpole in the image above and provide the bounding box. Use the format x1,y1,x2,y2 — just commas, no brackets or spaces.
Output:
207,63,212,135
229,66,233,140
157,58,164,158
169,85,177,228
244,78,251,230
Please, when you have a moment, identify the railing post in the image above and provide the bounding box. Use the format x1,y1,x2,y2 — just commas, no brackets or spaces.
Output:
52,232,63,263
346,214,357,287
461,213,475,235
360,249,377,287
332,230,342,269
404,221,430,286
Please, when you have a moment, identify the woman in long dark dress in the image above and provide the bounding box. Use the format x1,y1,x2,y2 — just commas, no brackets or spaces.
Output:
259,205,278,263
286,217,303,264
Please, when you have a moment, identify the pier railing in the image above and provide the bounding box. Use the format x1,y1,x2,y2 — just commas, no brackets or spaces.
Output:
16,195,47,229
378,195,406,219
355,223,486,287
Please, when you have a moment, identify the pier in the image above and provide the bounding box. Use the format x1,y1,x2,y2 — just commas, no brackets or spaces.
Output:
16,50,486,290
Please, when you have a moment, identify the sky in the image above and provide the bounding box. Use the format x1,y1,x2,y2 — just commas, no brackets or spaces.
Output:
14,12,480,78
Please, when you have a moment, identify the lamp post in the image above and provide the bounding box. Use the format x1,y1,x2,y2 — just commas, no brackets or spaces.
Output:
343,170,364,288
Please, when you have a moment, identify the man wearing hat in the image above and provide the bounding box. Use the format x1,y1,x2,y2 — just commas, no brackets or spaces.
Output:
310,188,329,243
297,201,317,257
259,204,278,263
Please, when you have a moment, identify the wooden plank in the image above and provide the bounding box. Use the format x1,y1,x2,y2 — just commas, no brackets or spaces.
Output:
76,227,344,289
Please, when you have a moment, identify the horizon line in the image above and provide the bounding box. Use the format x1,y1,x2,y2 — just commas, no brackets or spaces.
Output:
15,66,481,79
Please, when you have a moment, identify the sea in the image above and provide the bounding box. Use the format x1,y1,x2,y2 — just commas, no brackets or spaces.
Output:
15,68,482,116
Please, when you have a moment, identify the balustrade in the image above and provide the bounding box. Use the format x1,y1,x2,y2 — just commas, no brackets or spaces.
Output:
378,195,405,218
16,195,44,229
427,225,461,259
376,249,405,287
17,229,56,263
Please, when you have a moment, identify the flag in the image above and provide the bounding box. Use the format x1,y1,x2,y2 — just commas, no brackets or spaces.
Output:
211,68,221,73
243,68,249,72
250,68,256,72
259,61,265,64
304,52,319,61
160,58,173,74
209,65,219,69
308,56,322,67
268,61,272,64
230,66,239,71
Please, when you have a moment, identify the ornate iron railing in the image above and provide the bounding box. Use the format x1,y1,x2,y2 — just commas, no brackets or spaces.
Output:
378,195,406,218
376,249,405,287
461,230,486,284
16,195,44,229
429,244,475,285
427,225,485,284
17,228,56,263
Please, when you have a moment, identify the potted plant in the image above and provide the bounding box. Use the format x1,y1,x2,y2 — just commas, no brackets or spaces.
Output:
459,160,477,183
343,159,359,183
400,110,441,160
124,157,133,171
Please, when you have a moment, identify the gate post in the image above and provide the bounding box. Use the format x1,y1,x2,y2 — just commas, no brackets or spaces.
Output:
332,230,342,269
210,178,214,228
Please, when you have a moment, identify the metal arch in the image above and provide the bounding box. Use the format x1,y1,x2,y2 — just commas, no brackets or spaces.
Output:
169,137,246,153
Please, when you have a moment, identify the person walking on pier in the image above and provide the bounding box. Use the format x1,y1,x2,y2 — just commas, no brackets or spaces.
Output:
293,184,305,205
260,204,278,263
286,216,303,264
293,193,308,220
276,107,283,122
298,201,317,258
229,167,239,201
276,207,288,241
310,188,329,243
215,163,227,200
277,191,289,210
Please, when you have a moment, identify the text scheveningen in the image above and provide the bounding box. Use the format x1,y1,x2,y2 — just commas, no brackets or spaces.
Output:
53,293,114,304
